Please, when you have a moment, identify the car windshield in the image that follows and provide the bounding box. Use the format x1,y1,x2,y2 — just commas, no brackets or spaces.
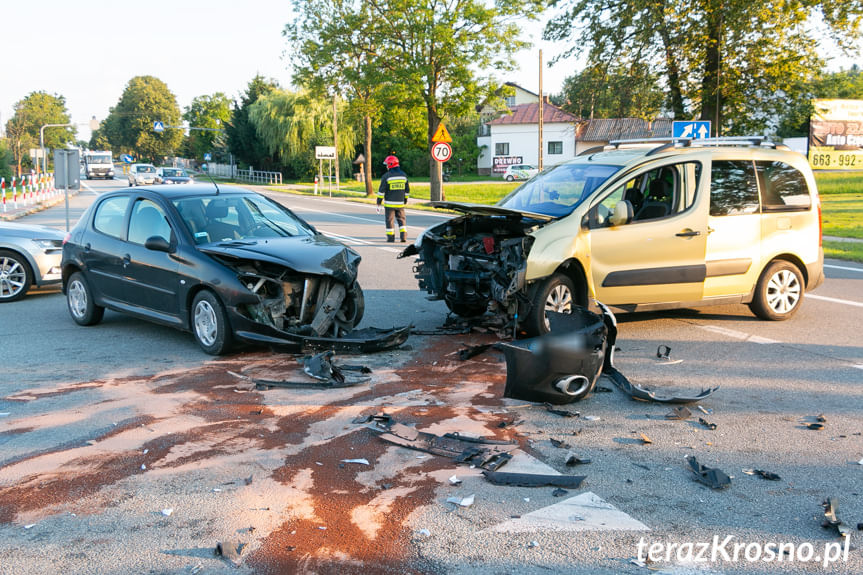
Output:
137,165,156,173
86,154,112,164
173,194,315,244
498,163,622,217
162,168,185,177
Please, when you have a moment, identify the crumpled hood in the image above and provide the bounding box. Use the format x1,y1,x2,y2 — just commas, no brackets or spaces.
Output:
200,235,361,284
431,201,555,222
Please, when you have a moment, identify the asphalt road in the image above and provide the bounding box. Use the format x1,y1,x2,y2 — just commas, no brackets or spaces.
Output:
1,176,862,574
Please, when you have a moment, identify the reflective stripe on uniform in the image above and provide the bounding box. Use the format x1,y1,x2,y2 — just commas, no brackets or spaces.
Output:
383,202,406,208
387,176,407,190
399,226,407,232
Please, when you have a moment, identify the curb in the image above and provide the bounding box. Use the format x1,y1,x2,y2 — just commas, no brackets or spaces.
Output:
0,192,78,222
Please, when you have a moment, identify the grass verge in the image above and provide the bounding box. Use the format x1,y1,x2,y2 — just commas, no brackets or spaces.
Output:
823,240,863,263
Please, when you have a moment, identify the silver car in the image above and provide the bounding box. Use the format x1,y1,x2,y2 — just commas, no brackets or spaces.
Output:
128,163,158,186
0,222,65,302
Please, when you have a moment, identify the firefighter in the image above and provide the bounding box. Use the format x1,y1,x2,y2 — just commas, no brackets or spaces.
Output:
376,155,410,242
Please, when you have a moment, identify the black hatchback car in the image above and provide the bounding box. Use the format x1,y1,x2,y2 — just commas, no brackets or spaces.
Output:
61,184,370,354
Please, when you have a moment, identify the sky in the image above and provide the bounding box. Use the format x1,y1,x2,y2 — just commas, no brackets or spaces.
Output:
2,1,859,143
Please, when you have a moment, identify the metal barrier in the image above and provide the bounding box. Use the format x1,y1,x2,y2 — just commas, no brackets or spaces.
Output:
206,163,282,185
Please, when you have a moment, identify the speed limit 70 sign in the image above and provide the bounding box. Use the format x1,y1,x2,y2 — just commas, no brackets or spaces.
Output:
431,141,452,163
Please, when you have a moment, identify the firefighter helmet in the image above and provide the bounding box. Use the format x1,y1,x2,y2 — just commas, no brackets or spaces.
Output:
383,155,400,168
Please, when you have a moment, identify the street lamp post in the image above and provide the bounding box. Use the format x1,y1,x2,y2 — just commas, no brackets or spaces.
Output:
40,117,100,174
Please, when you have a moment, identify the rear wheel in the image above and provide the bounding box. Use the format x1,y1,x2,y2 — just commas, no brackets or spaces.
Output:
749,260,804,320
505,175,514,182
66,272,104,325
192,290,232,354
523,273,575,336
0,250,32,302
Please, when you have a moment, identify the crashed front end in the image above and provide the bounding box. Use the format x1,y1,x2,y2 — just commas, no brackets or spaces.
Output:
400,203,550,330
208,248,408,353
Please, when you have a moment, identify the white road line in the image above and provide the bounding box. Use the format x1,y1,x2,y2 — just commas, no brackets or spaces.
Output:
321,230,407,254
79,181,95,193
807,294,863,308
855,365,863,371
825,264,863,273
698,325,778,344
487,492,649,533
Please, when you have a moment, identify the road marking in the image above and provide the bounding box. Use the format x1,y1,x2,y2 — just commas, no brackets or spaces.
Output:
825,264,863,273
79,181,96,194
698,325,778,344
488,492,649,533
808,294,863,308
321,231,408,255
854,365,863,371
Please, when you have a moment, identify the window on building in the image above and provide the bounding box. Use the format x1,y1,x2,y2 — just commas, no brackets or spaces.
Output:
478,124,490,137
504,96,516,107
495,142,510,156
548,141,563,155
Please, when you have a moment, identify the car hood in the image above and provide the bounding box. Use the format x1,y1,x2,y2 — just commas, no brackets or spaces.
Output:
200,235,361,284
431,201,555,222
0,222,66,239
163,177,192,182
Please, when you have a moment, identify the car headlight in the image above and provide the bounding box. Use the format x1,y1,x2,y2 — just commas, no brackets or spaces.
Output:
33,239,63,249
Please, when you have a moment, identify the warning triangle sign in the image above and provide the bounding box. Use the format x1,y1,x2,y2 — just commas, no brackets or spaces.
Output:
431,123,452,143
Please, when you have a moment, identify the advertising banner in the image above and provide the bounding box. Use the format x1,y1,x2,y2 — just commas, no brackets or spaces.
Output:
493,156,523,174
808,99,863,170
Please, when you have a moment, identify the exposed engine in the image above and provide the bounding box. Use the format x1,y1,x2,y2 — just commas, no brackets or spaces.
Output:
221,258,364,338
407,214,537,323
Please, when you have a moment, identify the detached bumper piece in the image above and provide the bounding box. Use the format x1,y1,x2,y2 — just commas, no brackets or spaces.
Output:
605,366,720,404
686,455,731,489
497,309,608,405
481,470,587,489
229,351,371,389
235,325,411,354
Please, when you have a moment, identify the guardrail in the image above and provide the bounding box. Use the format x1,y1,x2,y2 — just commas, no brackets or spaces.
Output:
206,163,282,185
1,173,60,213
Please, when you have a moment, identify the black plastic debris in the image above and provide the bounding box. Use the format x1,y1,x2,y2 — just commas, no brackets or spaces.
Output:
497,419,523,429
303,351,372,386
698,418,717,430
352,413,393,429
552,488,569,497
458,344,495,361
565,453,592,466
544,403,580,418
807,423,825,431
497,309,609,404
743,469,781,481
656,345,672,360
550,438,570,449
686,456,731,489
594,385,613,393
605,366,720,404
822,498,851,538
482,470,587,489
215,540,245,566
375,423,517,470
666,406,692,420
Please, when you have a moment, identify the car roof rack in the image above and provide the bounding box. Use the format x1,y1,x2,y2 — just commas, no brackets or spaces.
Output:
579,136,791,157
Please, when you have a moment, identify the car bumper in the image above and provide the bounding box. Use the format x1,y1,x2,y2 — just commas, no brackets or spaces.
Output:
28,245,63,286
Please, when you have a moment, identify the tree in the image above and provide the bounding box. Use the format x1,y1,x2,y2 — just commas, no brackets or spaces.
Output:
248,89,359,179
363,0,544,201
226,75,279,171
559,62,665,120
777,66,863,137
0,139,13,183
183,93,231,160
101,76,183,162
4,91,74,176
546,0,863,135
286,0,386,196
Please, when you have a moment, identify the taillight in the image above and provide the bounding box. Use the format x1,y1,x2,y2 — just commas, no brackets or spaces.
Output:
63,232,71,245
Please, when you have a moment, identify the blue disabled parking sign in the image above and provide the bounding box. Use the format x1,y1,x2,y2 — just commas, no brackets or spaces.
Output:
672,120,711,139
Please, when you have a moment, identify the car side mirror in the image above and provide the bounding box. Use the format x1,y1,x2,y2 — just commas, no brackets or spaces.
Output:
608,200,633,227
145,236,173,253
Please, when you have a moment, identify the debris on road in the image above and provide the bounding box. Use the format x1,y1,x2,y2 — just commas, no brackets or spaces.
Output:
161,508,173,517
565,452,591,466
549,438,570,449
417,528,431,537
686,456,731,489
457,343,494,361
698,418,717,430
666,406,692,420
552,488,569,497
303,350,372,385
449,475,462,485
544,403,579,418
215,540,245,566
656,345,672,360
446,494,475,508
352,412,393,428
605,366,720,404
743,469,781,481
697,405,713,415
822,497,851,538
807,423,825,431
341,458,370,465
481,470,587,489
528,541,540,549
639,433,652,445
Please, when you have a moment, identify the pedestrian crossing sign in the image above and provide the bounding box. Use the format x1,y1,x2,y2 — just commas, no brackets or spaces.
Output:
432,123,452,143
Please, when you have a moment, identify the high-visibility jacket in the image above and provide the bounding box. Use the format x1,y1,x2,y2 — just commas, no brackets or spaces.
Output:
377,167,410,208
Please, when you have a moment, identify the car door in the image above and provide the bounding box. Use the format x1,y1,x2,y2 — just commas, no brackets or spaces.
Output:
121,197,181,322
81,194,132,304
586,161,707,305
702,159,763,298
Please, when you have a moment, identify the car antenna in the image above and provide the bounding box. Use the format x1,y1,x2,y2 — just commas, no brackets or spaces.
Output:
200,163,219,194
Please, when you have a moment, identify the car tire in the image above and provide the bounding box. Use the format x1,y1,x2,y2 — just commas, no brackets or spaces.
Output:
446,300,487,318
191,290,232,355
749,260,804,321
66,271,105,325
523,273,576,336
0,249,33,302
506,175,514,182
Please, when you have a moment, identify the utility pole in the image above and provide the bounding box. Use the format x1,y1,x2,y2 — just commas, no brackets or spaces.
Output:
538,50,544,171
333,94,340,193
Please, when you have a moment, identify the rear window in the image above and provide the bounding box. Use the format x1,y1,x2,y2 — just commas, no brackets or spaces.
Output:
709,160,759,216
756,161,811,211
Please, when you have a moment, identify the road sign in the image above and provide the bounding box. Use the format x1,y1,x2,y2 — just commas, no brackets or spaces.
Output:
672,120,711,139
431,123,452,143
120,154,134,164
204,153,212,161
431,141,452,163
153,121,165,133
315,146,337,160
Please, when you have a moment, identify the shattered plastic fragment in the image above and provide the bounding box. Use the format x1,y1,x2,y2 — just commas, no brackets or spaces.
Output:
446,494,475,508
666,406,692,420
161,508,174,517
458,344,494,361
341,458,370,465
807,423,824,431
481,471,587,489
449,475,462,485
583,415,600,421
141,464,146,470
215,540,244,566
639,433,652,445
686,456,731,489
23,524,35,529
565,452,592,466
418,528,431,537
743,469,781,481
606,366,720,403
698,418,717,430
528,541,539,549
656,345,672,360
544,403,580,418
552,488,569,497
697,405,713,415
549,438,570,449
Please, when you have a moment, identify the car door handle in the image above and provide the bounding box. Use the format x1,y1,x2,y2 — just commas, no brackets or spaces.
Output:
675,229,701,237
83,243,91,252
122,254,131,268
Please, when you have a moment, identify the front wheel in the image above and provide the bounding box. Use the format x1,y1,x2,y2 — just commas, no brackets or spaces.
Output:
67,271,105,325
192,290,233,354
523,273,576,336
749,260,804,320
0,250,33,302
505,175,514,182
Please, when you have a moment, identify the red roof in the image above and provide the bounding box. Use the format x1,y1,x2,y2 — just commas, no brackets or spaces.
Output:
488,103,579,125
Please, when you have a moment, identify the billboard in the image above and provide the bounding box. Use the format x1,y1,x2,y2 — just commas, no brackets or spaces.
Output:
493,156,523,174
808,99,863,170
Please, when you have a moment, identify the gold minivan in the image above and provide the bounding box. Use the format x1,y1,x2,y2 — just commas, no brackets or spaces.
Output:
402,138,824,335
